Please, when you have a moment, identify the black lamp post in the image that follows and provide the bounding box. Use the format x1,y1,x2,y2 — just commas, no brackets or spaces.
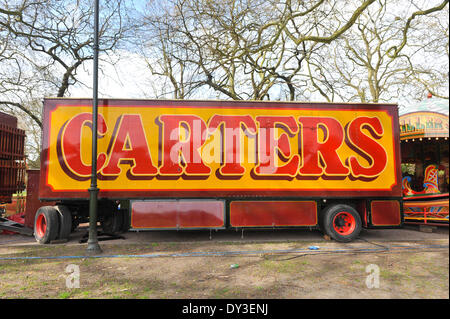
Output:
86,0,102,255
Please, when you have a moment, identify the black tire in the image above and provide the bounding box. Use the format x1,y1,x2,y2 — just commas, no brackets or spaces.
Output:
55,205,72,241
120,209,130,233
34,206,60,244
321,204,362,243
101,211,124,235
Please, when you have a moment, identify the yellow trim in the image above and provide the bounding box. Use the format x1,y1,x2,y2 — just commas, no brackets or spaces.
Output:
404,217,448,221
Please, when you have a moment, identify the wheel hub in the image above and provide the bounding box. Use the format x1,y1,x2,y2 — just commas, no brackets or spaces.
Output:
332,211,356,236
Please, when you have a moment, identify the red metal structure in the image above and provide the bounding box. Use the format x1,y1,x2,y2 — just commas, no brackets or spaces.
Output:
0,111,29,235
0,112,26,204
32,98,404,243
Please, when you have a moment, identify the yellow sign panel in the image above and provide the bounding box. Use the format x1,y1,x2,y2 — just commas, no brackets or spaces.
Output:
40,100,401,198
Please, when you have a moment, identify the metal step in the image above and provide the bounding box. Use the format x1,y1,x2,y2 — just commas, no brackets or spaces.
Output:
0,217,33,236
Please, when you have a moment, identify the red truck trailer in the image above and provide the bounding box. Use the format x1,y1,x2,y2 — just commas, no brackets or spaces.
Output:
0,111,29,235
0,111,26,205
34,98,403,243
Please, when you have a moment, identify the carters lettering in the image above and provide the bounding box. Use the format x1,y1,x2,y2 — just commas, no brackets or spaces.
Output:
57,113,388,181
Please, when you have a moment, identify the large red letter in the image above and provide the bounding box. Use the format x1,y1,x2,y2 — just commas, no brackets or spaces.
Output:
59,113,107,178
159,115,211,176
208,115,257,176
254,116,299,176
101,114,157,177
346,116,388,178
298,117,349,176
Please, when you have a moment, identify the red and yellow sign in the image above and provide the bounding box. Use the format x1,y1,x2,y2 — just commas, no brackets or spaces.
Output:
39,99,402,199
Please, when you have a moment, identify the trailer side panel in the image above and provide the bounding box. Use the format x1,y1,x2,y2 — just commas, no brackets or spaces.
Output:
40,99,402,200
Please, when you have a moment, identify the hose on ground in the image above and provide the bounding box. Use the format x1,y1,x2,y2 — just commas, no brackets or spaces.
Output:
0,243,447,261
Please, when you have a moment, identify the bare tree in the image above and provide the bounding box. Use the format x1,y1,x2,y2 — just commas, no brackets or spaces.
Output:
304,0,448,103
0,0,130,166
404,3,449,100
139,0,377,101
0,0,128,125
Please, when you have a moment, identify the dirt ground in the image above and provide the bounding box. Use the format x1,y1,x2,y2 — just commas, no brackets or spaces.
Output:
0,227,448,300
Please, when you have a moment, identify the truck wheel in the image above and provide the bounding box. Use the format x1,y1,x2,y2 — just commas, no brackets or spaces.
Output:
55,205,72,241
321,204,361,242
34,206,60,244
